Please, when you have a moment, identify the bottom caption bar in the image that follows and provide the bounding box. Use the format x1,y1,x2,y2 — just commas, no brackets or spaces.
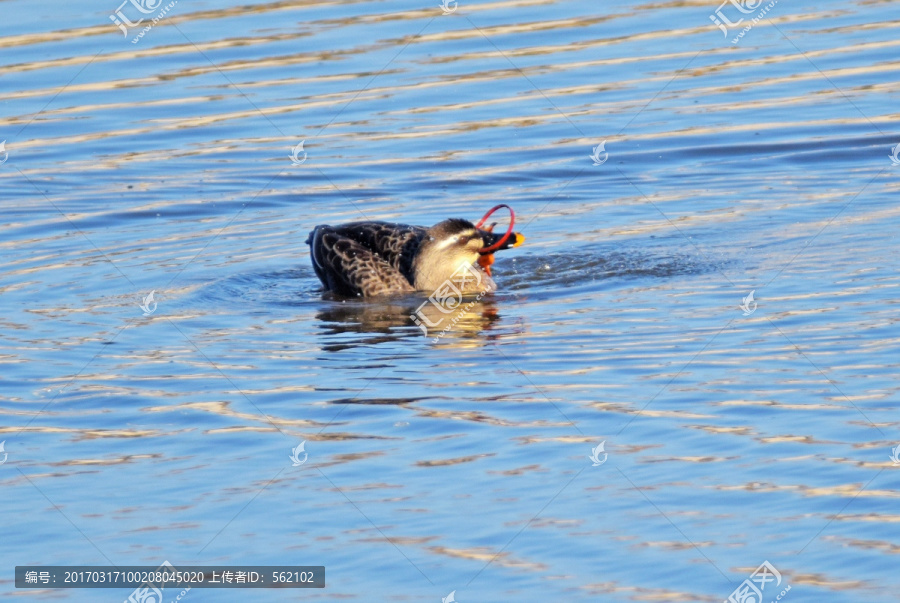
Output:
16,565,324,588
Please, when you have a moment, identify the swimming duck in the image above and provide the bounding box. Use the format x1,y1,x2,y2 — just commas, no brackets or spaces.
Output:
307,205,524,298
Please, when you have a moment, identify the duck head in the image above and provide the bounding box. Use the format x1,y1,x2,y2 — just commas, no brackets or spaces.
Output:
412,218,524,292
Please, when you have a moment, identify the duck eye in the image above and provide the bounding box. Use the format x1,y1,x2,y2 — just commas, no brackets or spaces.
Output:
457,236,469,245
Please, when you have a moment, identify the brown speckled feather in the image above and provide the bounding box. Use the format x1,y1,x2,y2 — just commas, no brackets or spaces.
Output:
332,222,427,279
308,222,424,297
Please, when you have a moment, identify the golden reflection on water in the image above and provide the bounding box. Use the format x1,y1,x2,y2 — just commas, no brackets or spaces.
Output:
143,400,325,428
3,0,897,179
429,545,547,571
314,296,504,349
715,482,900,498
0,426,165,439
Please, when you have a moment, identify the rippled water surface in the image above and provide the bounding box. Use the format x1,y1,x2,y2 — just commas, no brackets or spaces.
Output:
2,0,900,601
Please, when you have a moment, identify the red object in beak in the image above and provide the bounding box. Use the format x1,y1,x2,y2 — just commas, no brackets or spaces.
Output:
476,204,515,254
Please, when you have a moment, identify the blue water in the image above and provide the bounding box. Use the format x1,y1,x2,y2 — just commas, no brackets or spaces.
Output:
2,0,899,601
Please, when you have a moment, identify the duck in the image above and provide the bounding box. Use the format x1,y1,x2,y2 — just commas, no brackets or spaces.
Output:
306,205,524,298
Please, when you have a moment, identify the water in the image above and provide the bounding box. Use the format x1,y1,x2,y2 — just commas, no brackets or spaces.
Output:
2,0,899,601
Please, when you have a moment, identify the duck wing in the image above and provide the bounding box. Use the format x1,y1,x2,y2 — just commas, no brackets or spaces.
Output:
308,224,417,297
327,221,426,279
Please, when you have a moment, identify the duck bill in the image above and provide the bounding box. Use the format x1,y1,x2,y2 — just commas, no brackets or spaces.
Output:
478,230,525,254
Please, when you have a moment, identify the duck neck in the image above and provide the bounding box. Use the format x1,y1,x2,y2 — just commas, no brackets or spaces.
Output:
412,250,458,292
412,251,492,294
